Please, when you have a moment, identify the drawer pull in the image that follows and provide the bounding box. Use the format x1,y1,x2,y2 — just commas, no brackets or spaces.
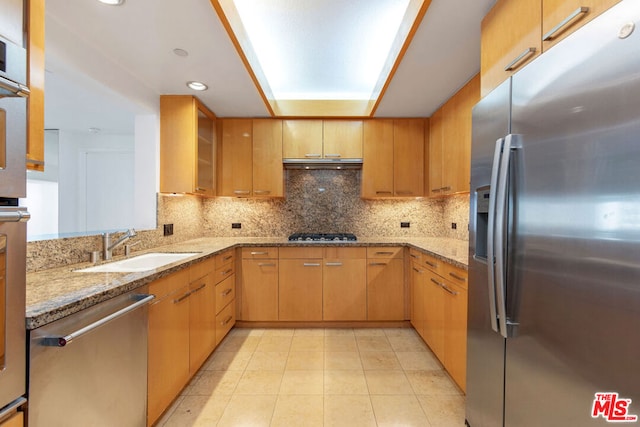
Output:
369,262,387,266
543,6,589,41
250,251,269,255
325,153,341,158
431,188,442,193
449,272,466,281
233,190,251,195
195,187,207,192
222,269,233,275
430,277,444,287
424,260,437,268
223,255,233,261
442,285,459,296
190,283,206,294
303,263,321,267
254,190,271,195
375,251,394,255
412,267,423,273
325,262,343,267
375,191,393,194
410,253,420,259
174,291,192,304
440,186,451,191
221,288,233,297
258,262,276,267
504,47,536,71
304,153,322,158
221,315,233,326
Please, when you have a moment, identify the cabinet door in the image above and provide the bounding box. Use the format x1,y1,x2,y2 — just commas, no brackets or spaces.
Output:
219,119,253,196
282,120,323,159
189,274,216,375
323,120,363,159
542,0,620,50
444,280,468,392
393,119,424,197
423,270,445,361
240,259,278,321
160,96,197,194
279,259,323,321
442,74,480,195
428,108,443,197
367,258,405,321
196,104,216,197
362,119,394,198
252,119,283,197
323,258,367,321
147,282,190,426
410,264,426,339
27,0,45,171
481,0,542,97
1,411,23,427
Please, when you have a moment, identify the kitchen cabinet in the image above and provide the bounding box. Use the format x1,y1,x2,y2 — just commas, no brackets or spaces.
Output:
410,254,426,339
366,247,405,321
444,280,468,392
0,411,23,427
188,259,216,375
361,119,425,198
240,247,279,321
26,0,45,171
423,268,446,361
428,75,480,197
219,119,284,197
283,119,363,159
214,249,236,344
322,247,367,321
160,95,217,196
279,247,323,321
147,268,191,426
542,0,621,50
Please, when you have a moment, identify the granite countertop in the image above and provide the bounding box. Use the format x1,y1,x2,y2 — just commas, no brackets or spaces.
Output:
26,236,469,330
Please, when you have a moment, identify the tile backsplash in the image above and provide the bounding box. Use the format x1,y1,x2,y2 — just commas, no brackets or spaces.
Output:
27,169,470,272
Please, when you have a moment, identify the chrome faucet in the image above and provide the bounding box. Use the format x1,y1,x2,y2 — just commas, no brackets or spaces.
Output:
103,228,136,260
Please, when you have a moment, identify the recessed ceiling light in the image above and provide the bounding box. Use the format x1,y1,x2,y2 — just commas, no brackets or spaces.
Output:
89,127,101,133
98,0,124,5
187,81,208,91
173,48,189,57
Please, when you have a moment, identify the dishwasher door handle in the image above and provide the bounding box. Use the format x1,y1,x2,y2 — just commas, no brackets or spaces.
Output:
41,294,155,347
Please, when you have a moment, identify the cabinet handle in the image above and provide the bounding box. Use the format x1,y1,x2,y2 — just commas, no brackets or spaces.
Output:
431,188,442,193
254,190,271,195
190,283,206,294
412,267,423,273
430,277,444,287
449,272,466,281
233,190,251,195
221,315,233,326
303,263,321,267
440,186,451,191
221,288,233,297
223,255,234,261
441,284,459,296
375,251,394,255
375,191,393,194
369,262,387,266
258,262,276,267
324,153,341,158
195,187,207,192
424,260,437,268
504,47,537,71
410,253,420,259
174,290,192,304
325,262,343,266
221,269,233,275
543,6,589,41
304,153,322,158
250,251,268,255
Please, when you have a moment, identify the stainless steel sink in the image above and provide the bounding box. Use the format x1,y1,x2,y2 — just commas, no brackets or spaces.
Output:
76,252,200,273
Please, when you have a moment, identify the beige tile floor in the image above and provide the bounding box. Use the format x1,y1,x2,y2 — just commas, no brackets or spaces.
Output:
156,327,465,426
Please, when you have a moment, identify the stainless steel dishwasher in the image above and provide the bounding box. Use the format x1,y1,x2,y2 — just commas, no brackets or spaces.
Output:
28,288,154,427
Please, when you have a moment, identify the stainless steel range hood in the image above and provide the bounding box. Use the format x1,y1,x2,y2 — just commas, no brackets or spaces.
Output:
283,158,363,170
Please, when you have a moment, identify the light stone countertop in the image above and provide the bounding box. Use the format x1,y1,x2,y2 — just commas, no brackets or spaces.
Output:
26,236,469,330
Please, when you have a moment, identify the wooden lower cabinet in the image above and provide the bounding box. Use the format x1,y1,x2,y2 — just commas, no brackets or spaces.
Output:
323,255,367,321
0,411,23,427
188,272,216,375
423,269,446,361
367,248,404,321
240,258,279,321
410,262,426,338
216,299,236,345
279,258,323,321
444,281,468,392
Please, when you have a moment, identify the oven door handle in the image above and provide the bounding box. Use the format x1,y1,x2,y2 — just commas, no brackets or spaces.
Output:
0,75,30,97
0,210,30,223
41,294,155,347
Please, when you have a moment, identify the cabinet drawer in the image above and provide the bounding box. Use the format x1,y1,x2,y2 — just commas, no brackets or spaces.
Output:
148,268,190,299
279,247,323,259
367,246,403,259
442,263,468,290
215,249,235,269
408,248,422,263
189,257,215,282
323,247,366,259
216,301,235,345
215,262,235,284
215,275,235,314
242,247,278,259
422,253,444,275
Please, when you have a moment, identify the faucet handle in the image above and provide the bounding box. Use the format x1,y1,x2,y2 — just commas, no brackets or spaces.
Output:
124,241,140,256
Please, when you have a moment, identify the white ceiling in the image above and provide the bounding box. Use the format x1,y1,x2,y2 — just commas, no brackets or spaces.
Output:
44,0,496,134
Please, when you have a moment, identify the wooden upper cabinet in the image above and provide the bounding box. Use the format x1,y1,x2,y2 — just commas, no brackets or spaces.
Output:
428,109,444,196
283,120,323,159
219,119,253,197
323,120,363,159
27,0,45,171
362,119,394,198
252,119,283,197
480,0,542,97
393,119,424,197
160,95,217,196
542,0,621,50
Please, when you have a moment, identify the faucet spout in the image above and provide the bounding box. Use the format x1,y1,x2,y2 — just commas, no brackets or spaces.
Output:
103,228,136,260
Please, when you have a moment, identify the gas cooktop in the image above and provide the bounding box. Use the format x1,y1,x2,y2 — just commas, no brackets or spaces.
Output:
288,233,357,242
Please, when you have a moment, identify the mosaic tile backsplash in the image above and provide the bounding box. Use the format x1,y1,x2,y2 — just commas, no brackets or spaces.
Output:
26,170,470,272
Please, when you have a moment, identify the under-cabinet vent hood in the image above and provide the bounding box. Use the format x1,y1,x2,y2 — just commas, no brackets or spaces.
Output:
283,158,363,170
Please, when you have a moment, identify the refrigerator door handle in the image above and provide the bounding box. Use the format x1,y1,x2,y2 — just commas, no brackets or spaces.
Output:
486,138,504,334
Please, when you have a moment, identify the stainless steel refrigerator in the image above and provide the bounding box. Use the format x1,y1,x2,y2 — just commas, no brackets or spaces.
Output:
467,1,640,426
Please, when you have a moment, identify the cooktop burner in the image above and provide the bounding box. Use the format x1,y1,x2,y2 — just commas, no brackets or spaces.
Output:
288,233,357,242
